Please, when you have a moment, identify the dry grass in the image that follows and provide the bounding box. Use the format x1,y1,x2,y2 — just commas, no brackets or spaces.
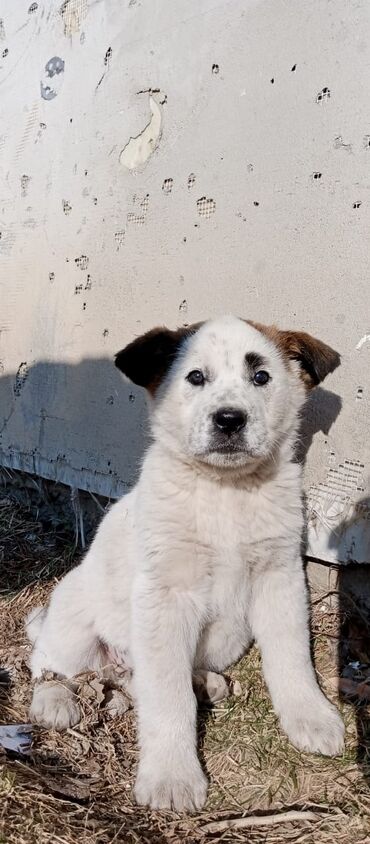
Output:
0,495,369,843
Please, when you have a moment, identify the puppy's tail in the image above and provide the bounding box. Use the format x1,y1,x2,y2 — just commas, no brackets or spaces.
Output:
26,606,46,644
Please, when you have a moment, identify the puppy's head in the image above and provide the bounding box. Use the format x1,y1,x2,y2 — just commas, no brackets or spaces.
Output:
115,316,340,471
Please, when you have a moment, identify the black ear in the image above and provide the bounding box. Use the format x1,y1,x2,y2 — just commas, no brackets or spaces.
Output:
276,330,341,389
115,324,201,393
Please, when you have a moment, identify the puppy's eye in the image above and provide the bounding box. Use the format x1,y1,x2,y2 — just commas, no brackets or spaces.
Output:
253,370,270,386
187,369,205,386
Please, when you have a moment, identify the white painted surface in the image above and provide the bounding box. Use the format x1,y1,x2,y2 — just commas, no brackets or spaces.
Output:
0,0,369,562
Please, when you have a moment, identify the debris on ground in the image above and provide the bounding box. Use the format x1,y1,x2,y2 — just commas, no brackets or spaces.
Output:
0,723,32,755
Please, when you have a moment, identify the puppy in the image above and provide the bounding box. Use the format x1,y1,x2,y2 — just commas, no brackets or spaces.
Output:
27,315,344,812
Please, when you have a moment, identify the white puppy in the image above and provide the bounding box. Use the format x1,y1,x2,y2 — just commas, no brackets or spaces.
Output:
27,315,344,812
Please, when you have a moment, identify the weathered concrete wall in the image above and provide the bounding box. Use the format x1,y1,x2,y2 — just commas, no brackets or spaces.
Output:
0,0,369,563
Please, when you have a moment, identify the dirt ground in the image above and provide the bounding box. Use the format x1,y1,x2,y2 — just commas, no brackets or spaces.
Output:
0,491,369,844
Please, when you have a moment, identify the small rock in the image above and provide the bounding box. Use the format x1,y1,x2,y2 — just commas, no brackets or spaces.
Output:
104,688,131,719
232,679,242,697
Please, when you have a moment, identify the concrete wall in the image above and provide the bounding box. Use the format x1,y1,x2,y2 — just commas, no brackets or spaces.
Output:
0,0,369,563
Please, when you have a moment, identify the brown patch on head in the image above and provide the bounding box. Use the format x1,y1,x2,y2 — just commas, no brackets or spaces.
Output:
249,321,340,389
115,323,202,394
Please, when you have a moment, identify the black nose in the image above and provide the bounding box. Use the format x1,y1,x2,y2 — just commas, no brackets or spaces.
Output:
213,408,247,435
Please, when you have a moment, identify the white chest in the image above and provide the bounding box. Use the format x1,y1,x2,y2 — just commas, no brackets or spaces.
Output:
192,472,301,617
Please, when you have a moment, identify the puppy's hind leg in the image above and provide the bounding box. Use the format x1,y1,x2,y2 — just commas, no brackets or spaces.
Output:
28,567,100,731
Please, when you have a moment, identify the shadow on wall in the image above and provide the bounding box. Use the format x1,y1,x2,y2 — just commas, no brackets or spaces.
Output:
0,359,342,497
296,385,342,464
0,357,149,499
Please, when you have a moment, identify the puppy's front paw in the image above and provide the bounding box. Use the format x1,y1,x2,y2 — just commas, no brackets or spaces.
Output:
30,681,81,731
135,753,207,812
282,698,344,756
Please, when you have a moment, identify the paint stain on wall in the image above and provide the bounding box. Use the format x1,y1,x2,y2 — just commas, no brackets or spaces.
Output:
35,122,47,144
127,214,145,226
114,230,125,249
0,229,16,256
28,3,38,12
14,363,29,397
46,56,65,76
334,135,352,153
104,47,112,66
20,174,31,197
60,0,87,36
75,254,89,270
120,94,162,171
96,48,113,91
75,278,91,293
41,56,65,100
127,194,149,226
0,19,5,40
63,200,72,214
162,178,173,193
196,196,216,218
316,86,330,103
187,173,196,189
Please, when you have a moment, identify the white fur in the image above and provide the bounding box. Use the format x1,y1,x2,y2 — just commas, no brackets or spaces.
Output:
27,316,344,812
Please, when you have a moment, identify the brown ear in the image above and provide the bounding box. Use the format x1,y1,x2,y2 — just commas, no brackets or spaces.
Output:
115,324,201,393
250,322,340,389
